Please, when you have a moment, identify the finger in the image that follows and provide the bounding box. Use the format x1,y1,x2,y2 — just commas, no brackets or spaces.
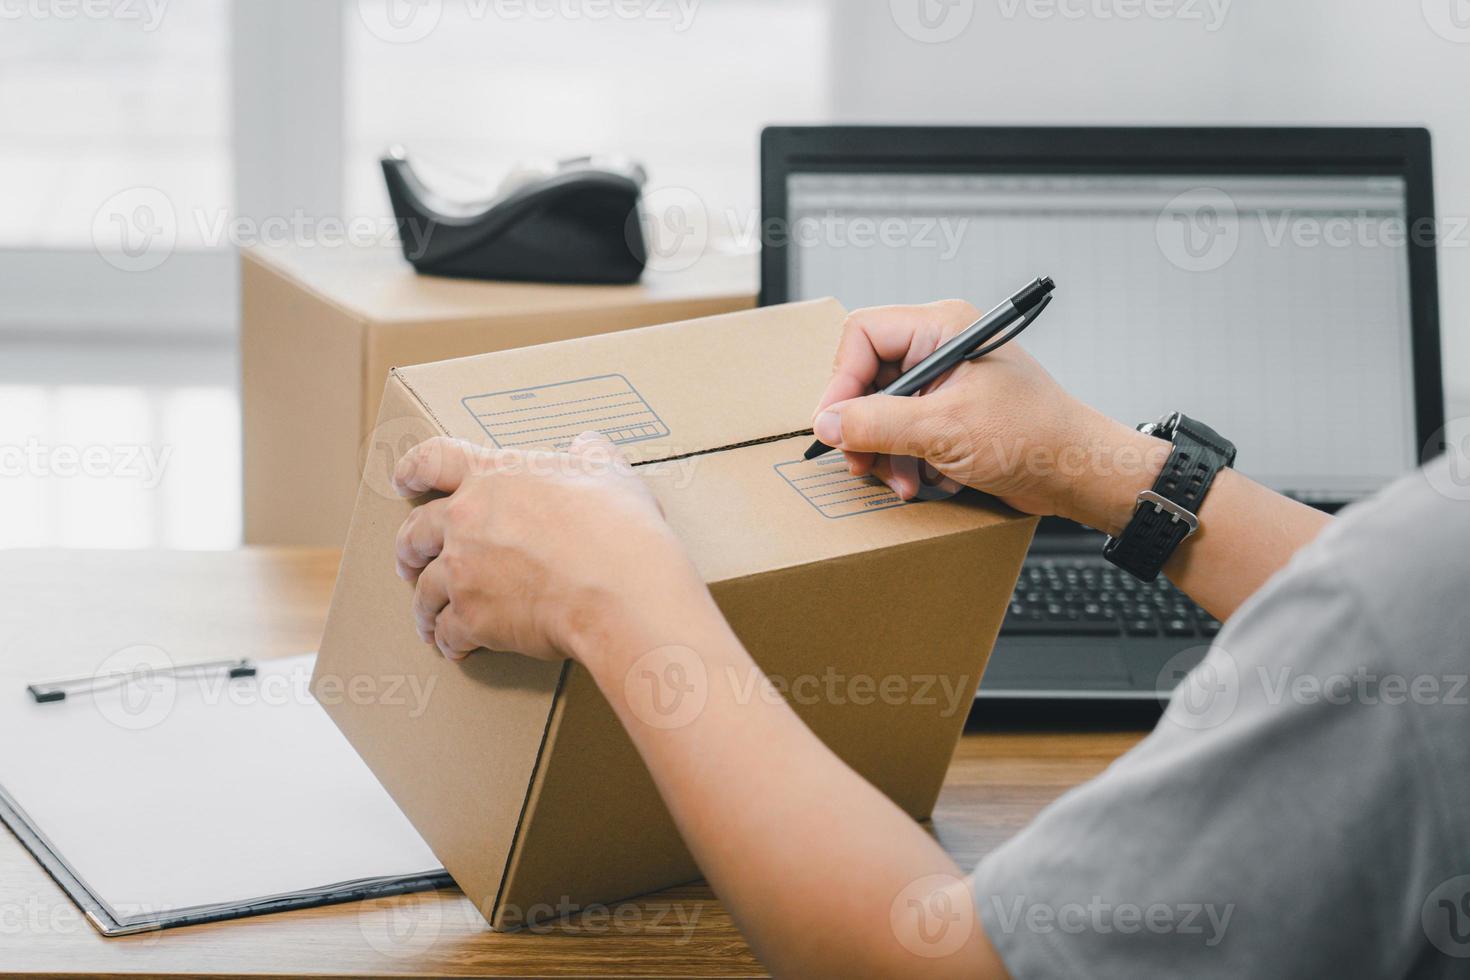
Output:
568,429,614,451
874,362,904,390
907,459,964,502
869,453,896,494
919,460,964,498
567,430,639,488
411,559,450,643
813,393,937,458
395,498,451,576
567,429,620,464
844,450,876,476
393,437,491,497
900,322,946,373
871,454,922,500
433,605,477,662
814,303,968,416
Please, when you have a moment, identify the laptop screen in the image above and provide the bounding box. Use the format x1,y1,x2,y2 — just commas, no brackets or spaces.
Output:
784,172,1418,504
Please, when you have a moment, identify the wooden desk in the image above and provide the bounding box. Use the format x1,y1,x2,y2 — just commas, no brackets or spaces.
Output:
0,549,1145,978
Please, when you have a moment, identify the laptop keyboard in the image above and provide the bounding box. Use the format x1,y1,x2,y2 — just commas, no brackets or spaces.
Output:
1003,557,1223,638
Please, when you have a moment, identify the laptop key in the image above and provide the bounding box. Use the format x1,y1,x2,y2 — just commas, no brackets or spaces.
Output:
1003,617,1121,636
1124,618,1160,637
1163,618,1197,637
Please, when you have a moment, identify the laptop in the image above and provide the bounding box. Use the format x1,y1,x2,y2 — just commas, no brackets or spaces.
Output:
760,126,1444,701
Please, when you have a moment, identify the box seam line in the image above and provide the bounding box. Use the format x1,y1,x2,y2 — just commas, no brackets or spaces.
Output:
631,428,815,467
488,659,573,929
391,367,453,436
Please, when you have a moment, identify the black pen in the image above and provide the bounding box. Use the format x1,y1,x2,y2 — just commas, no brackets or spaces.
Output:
804,276,1056,460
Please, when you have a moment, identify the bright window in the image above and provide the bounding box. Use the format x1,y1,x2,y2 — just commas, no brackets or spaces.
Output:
344,0,832,251
0,0,231,250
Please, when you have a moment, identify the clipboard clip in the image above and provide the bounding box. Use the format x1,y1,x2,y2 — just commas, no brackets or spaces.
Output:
26,658,257,704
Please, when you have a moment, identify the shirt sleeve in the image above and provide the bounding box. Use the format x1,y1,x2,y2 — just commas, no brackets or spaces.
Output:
971,470,1466,979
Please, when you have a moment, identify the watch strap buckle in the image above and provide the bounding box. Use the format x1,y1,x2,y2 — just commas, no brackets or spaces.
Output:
1135,489,1200,537
1103,412,1233,582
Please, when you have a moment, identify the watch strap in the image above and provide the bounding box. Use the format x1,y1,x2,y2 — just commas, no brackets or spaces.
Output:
1103,413,1236,582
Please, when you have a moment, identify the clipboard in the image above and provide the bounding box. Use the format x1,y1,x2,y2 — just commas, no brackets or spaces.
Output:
0,653,451,936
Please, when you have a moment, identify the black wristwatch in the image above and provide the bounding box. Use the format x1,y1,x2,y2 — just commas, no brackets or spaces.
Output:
1102,412,1236,582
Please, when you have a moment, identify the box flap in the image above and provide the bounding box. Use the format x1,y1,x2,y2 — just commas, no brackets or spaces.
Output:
393,299,846,464
390,300,1029,583
643,435,1026,584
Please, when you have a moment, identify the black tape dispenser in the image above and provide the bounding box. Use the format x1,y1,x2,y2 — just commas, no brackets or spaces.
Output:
381,147,649,284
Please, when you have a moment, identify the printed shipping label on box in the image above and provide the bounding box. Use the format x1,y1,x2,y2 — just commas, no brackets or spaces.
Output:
463,375,671,451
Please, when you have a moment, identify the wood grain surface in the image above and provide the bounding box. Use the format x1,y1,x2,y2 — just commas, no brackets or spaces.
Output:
0,548,1145,978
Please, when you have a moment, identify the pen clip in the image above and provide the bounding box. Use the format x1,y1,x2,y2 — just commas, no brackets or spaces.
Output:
963,293,1053,362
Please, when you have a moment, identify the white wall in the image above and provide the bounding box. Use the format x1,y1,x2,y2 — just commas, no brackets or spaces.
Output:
828,0,1469,416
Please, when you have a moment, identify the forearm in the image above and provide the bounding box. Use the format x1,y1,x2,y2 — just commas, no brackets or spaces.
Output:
571,585,1006,980
1064,412,1333,620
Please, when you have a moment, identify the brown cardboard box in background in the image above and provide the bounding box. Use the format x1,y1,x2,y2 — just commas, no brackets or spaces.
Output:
241,244,756,547
310,299,1036,929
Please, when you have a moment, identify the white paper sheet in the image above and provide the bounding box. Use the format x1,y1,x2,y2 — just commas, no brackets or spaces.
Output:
0,654,443,924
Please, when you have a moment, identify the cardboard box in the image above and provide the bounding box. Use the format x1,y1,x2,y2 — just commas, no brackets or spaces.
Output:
311,299,1036,929
241,244,756,547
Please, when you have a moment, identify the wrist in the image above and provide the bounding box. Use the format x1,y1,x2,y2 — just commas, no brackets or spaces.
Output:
562,562,718,681
1055,414,1171,536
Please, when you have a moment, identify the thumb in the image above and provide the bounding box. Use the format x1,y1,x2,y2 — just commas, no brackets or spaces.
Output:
813,395,937,457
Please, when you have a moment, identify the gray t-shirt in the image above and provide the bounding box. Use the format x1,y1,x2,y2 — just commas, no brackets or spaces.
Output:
973,455,1470,978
